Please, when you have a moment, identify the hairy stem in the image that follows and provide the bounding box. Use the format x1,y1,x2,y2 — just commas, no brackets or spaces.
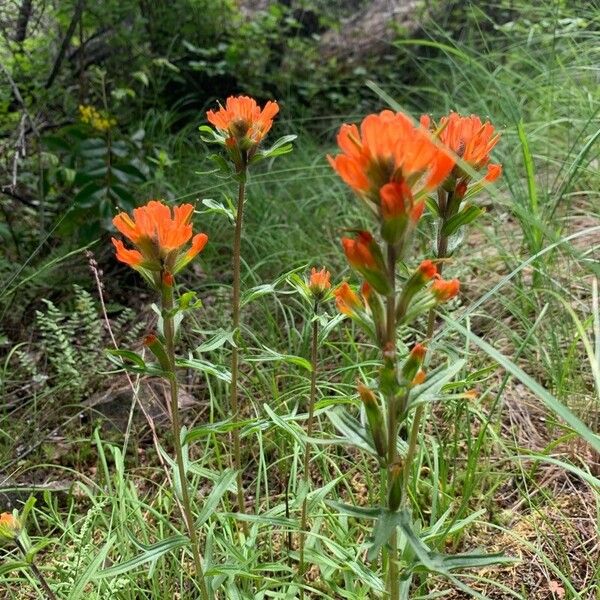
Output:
298,304,319,596
162,284,209,600
15,536,58,600
385,243,400,600
230,171,248,533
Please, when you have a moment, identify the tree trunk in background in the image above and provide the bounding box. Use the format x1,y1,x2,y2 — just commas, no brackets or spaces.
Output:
45,0,85,89
14,0,33,43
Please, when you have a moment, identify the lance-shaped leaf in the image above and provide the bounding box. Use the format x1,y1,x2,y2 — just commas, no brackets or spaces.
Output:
442,205,486,237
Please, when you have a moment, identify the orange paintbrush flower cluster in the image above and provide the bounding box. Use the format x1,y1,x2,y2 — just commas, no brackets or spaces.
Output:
328,110,454,219
112,200,208,280
308,267,331,299
421,111,502,183
207,95,279,149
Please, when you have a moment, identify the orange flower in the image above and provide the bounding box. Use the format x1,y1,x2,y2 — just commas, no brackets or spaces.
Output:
328,110,454,213
112,200,208,277
417,259,438,281
341,232,377,270
431,278,460,302
308,267,331,299
401,342,427,382
484,163,502,182
438,112,500,169
207,95,279,148
410,343,427,361
334,282,362,316
411,369,426,386
425,112,501,185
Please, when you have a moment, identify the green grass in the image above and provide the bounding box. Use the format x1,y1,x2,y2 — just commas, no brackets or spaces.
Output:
1,2,599,599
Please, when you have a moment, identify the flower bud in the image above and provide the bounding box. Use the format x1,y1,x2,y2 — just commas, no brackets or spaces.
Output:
144,333,171,372
396,260,439,320
162,272,174,287
0,512,21,540
308,267,331,300
388,463,403,511
401,343,427,382
484,163,502,183
341,232,390,295
361,282,385,343
455,180,468,199
411,368,426,386
357,382,387,458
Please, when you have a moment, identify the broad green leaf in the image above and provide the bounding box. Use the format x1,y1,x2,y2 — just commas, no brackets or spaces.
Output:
263,404,305,445
248,347,312,372
185,417,256,444
241,283,277,307
327,501,382,520
195,329,235,352
368,509,404,561
408,359,466,410
201,197,235,221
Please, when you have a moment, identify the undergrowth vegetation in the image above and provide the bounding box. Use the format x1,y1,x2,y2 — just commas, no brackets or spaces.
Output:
0,1,598,599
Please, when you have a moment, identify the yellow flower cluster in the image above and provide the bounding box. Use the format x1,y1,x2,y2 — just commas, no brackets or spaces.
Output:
78,104,117,132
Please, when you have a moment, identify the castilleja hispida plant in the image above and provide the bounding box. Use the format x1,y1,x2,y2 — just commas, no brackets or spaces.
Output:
328,109,508,598
111,200,211,599
201,96,295,529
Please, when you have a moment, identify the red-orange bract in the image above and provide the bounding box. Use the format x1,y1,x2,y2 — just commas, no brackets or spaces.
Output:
328,110,454,216
112,200,208,277
334,282,363,316
207,95,279,148
431,278,460,302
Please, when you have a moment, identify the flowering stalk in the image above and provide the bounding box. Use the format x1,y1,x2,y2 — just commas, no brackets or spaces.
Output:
204,95,290,529
329,109,465,598
230,164,248,527
111,200,209,597
1,513,57,600
298,268,331,596
161,278,209,600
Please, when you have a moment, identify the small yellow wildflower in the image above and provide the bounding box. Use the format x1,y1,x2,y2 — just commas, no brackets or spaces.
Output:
78,104,117,132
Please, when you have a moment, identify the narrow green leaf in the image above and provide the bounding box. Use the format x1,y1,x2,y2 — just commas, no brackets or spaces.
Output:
93,535,188,579
443,316,600,453
441,205,485,237
196,469,238,527
70,537,113,596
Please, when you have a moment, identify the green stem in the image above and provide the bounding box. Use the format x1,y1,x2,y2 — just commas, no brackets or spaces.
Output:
14,537,58,600
162,284,209,600
385,243,400,600
230,170,248,534
298,304,319,597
